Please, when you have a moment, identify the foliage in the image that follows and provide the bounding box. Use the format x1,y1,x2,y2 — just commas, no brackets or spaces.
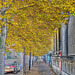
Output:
0,0,75,56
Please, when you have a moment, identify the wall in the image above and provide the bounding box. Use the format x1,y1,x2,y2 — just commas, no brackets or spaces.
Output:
52,57,60,75
60,23,68,56
52,16,75,75
53,28,60,56
68,16,75,56
52,28,60,74
62,60,75,75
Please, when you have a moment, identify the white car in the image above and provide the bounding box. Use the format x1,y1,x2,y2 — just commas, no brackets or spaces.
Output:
5,61,22,74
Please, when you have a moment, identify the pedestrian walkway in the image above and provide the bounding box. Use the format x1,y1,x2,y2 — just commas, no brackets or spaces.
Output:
26,59,57,75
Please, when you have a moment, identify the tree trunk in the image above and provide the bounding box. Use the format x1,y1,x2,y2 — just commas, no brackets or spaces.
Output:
0,0,11,74
23,45,26,75
32,53,34,66
0,25,7,75
29,52,31,70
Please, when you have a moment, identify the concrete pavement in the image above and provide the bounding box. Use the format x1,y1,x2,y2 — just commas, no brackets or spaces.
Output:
26,59,57,75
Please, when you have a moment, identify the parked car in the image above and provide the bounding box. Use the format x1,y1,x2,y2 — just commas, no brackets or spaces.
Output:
5,61,22,74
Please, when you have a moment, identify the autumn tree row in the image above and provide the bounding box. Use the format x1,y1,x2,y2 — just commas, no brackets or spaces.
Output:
0,0,75,56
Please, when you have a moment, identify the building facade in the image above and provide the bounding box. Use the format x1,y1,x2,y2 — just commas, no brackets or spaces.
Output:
52,16,75,75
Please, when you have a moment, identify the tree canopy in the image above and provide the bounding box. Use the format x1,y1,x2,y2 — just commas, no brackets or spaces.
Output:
0,0,75,56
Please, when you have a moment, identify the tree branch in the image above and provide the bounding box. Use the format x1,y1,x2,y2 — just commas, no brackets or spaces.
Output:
0,0,14,15
18,4,35,10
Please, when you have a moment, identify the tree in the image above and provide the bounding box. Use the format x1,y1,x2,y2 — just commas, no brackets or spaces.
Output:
0,0,75,56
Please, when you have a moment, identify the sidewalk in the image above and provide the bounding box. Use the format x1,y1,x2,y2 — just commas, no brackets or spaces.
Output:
26,59,57,75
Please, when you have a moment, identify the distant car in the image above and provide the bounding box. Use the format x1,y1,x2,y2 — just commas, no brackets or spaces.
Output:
5,61,22,74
